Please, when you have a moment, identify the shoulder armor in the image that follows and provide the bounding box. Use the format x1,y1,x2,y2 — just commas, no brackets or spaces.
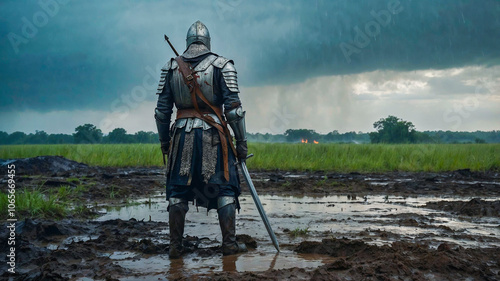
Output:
171,59,178,70
194,54,218,72
157,59,176,95
161,58,178,71
212,56,234,69
221,61,239,93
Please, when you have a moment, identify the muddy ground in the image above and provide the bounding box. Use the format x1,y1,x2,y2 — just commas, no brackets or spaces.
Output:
1,156,499,280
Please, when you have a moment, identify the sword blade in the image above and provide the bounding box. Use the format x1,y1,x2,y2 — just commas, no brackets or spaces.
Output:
239,161,280,252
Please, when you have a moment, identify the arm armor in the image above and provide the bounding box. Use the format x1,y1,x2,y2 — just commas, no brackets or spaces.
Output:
221,62,239,93
226,106,246,142
155,108,171,143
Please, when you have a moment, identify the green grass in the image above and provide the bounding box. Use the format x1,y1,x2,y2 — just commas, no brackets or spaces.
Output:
289,227,310,237
0,188,67,219
0,143,499,172
0,184,92,220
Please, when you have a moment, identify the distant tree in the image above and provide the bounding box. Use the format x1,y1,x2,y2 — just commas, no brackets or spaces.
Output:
107,128,129,143
48,133,74,144
134,131,158,143
0,131,8,144
284,129,319,142
369,116,416,144
324,130,339,142
343,131,357,142
74,124,103,144
27,130,49,144
475,138,486,144
7,131,27,144
414,131,435,143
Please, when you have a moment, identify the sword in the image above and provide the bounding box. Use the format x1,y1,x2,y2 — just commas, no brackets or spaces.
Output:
238,154,280,252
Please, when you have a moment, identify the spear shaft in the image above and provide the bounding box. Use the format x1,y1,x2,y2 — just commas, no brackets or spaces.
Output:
164,34,179,57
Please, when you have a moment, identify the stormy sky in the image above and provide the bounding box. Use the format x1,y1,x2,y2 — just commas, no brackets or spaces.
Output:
1,0,499,134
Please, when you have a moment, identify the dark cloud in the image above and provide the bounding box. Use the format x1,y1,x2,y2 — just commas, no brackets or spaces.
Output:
1,0,499,112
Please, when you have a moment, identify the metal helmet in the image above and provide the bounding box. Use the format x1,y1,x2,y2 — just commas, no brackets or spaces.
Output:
186,20,211,50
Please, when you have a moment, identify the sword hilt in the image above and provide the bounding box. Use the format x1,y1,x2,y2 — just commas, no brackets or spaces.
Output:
235,153,253,166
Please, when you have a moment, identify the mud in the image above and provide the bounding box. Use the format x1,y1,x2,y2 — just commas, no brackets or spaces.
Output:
3,156,499,204
1,157,499,280
424,198,500,217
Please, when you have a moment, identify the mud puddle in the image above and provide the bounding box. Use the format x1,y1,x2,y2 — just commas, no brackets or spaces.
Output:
99,193,500,251
1,157,499,280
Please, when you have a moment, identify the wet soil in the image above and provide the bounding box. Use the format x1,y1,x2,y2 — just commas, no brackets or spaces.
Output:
424,198,500,217
210,238,500,281
1,157,499,280
3,156,499,201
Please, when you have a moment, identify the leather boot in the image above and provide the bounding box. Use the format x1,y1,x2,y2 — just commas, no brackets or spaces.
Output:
217,201,248,256
169,199,188,259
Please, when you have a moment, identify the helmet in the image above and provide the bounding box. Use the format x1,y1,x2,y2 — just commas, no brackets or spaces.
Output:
186,20,211,50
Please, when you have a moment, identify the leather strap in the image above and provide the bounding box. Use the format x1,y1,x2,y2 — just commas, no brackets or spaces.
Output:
174,56,236,181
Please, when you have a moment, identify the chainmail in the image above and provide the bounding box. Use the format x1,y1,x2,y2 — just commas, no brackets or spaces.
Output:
201,129,218,183
182,43,211,59
179,131,194,177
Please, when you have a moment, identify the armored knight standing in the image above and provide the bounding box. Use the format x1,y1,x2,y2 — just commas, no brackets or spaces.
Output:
155,21,248,258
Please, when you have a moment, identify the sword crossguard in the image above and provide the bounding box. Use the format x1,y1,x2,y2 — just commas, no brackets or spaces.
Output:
235,153,254,166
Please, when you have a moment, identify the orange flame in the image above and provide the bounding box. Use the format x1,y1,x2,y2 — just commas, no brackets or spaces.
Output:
313,140,319,144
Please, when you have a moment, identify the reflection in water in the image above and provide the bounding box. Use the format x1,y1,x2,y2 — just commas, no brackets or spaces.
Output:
222,254,237,272
97,194,500,249
100,193,499,277
168,257,185,279
116,250,334,279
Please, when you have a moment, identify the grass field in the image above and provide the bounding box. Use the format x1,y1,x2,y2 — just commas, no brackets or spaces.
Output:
1,143,499,172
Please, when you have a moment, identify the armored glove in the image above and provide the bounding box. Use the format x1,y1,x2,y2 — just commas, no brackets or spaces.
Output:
161,140,171,155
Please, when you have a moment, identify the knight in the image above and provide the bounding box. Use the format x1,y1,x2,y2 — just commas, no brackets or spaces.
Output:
155,21,248,258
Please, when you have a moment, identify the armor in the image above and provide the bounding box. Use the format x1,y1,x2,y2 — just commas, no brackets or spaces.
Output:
156,21,248,258
169,197,188,207
154,108,171,143
156,60,170,95
174,114,222,132
183,43,210,59
186,20,211,50
169,55,219,109
226,106,246,142
218,196,236,209
221,62,239,93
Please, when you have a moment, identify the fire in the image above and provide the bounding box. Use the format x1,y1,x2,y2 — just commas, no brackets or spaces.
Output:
301,139,319,144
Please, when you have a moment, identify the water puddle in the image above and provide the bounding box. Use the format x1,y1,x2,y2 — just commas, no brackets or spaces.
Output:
97,193,500,249
111,250,335,279
90,193,500,276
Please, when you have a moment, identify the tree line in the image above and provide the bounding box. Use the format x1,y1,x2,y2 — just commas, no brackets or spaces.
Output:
0,124,158,145
1,116,499,145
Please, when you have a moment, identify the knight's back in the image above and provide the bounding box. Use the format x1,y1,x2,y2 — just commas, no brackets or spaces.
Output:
157,20,240,112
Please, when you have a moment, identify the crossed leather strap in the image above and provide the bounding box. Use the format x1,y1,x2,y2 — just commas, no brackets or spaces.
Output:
174,56,237,182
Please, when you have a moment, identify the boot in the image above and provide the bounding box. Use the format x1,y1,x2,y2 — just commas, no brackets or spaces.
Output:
168,199,188,259
217,198,248,256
